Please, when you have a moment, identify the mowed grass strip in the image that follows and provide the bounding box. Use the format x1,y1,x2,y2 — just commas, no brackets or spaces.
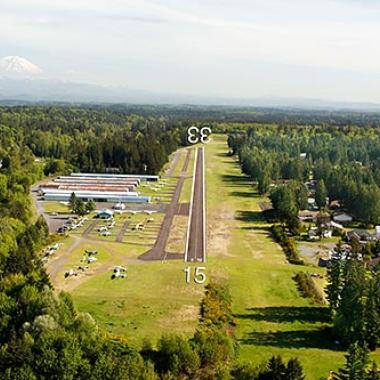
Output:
172,149,187,177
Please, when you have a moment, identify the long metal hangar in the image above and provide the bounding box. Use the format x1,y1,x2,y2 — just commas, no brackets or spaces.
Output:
39,172,159,203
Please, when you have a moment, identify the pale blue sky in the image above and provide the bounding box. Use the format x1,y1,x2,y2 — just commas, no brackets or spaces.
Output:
1,0,380,102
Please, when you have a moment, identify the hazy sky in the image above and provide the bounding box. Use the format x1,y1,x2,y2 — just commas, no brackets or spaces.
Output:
1,0,380,102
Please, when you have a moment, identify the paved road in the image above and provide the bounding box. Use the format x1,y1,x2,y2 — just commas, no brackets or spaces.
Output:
185,147,206,262
139,149,192,261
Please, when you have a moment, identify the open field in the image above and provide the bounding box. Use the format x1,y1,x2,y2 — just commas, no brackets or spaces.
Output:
42,201,70,214
45,137,379,379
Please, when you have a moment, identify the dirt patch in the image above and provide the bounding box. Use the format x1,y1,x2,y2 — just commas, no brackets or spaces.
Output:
208,221,233,257
159,304,199,327
259,201,273,211
166,215,188,253
207,203,235,257
213,208,235,221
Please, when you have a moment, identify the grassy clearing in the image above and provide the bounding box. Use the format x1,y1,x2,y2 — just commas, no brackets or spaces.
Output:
185,148,195,176
72,259,203,346
42,201,70,214
179,177,193,203
172,149,186,177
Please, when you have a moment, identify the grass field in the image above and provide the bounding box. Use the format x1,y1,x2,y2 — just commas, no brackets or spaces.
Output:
62,136,379,379
43,201,70,213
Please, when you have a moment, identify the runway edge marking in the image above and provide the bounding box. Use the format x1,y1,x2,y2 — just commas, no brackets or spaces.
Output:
202,146,206,263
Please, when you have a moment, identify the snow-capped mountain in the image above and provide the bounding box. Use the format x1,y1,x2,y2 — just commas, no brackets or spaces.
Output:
0,56,43,77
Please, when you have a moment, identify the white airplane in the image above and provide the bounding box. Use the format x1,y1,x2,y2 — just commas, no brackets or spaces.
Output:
114,265,127,272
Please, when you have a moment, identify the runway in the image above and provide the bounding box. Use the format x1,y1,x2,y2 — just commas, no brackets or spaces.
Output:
185,146,206,262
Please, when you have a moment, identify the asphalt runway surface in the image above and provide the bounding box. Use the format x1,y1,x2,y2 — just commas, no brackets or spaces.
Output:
185,147,206,262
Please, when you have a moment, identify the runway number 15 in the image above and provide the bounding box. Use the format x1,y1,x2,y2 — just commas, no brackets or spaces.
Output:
187,126,212,144
184,266,207,284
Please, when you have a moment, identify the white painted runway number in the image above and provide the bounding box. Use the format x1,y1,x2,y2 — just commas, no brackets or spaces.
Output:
184,266,207,284
187,126,212,144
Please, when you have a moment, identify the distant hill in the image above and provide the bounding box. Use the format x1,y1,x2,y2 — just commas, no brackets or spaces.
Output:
1,76,380,112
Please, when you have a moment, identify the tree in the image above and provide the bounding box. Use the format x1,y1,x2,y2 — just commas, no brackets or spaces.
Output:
315,179,327,209
258,172,271,195
85,199,96,213
270,185,299,227
231,362,259,380
285,358,305,380
69,192,77,211
73,199,86,216
326,244,343,313
44,159,66,176
156,335,200,377
334,259,366,345
367,362,380,380
364,276,380,350
337,343,369,380
258,355,286,380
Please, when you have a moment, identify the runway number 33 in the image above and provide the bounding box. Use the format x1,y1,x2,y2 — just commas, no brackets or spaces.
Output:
187,126,212,144
184,266,207,284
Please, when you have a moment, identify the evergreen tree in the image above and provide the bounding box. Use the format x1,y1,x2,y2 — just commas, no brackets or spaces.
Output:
69,192,77,211
258,172,271,195
326,244,343,313
73,199,86,216
315,179,328,209
367,362,380,380
258,356,286,380
364,276,380,350
85,199,96,213
285,358,305,380
337,343,369,380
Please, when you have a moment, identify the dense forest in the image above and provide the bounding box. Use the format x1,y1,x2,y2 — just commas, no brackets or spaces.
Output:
0,106,188,175
228,124,380,225
3,102,380,126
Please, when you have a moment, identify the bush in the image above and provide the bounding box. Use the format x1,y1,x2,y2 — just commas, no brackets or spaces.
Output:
271,225,304,265
293,272,324,304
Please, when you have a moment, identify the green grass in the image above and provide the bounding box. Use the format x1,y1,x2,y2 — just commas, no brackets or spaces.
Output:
72,259,203,346
179,177,193,203
42,201,70,214
172,149,186,177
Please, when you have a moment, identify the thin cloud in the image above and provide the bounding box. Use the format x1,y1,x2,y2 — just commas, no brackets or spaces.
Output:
1,0,380,102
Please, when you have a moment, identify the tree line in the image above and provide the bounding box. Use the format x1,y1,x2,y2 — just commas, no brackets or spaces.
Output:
0,106,187,175
228,125,380,225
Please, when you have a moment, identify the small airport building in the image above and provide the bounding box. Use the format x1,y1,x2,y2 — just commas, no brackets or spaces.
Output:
96,209,114,219
40,172,155,203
